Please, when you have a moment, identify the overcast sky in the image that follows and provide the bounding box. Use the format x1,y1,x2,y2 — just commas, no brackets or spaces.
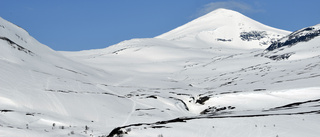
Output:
1,0,319,51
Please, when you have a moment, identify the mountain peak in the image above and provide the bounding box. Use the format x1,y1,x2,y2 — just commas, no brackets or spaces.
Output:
202,8,243,17
191,8,246,26
156,8,290,49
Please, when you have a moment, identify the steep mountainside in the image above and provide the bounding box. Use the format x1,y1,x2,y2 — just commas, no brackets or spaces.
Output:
0,17,135,137
1,9,320,137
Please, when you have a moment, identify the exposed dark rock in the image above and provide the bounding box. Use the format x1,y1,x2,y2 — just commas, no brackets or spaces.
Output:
200,106,230,115
217,38,232,42
45,89,78,93
266,26,320,51
169,97,189,111
219,91,243,95
26,113,35,116
112,48,127,54
267,99,320,111
146,95,157,99
240,31,267,41
169,91,192,96
196,96,210,105
200,106,216,115
107,109,320,136
107,127,125,137
0,109,14,113
155,117,188,124
135,108,156,111
150,126,170,129
220,81,233,87
216,107,227,111
266,52,295,61
55,66,87,76
253,89,267,91
103,92,125,98
0,36,34,55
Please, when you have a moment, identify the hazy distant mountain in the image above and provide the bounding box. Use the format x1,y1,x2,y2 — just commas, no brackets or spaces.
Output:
1,9,320,137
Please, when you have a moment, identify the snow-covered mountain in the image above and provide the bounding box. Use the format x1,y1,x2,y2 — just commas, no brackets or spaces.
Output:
62,9,290,75
1,9,320,137
157,8,289,49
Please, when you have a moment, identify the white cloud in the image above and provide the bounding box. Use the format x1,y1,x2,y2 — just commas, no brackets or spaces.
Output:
195,1,263,17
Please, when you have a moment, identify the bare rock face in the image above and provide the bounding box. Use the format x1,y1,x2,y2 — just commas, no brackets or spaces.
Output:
267,24,320,51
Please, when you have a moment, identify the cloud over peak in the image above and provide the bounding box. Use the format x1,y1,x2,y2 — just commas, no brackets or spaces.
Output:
195,1,263,18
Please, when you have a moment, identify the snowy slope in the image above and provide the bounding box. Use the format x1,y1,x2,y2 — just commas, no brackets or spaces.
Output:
1,8,320,137
61,9,290,77
0,17,137,137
